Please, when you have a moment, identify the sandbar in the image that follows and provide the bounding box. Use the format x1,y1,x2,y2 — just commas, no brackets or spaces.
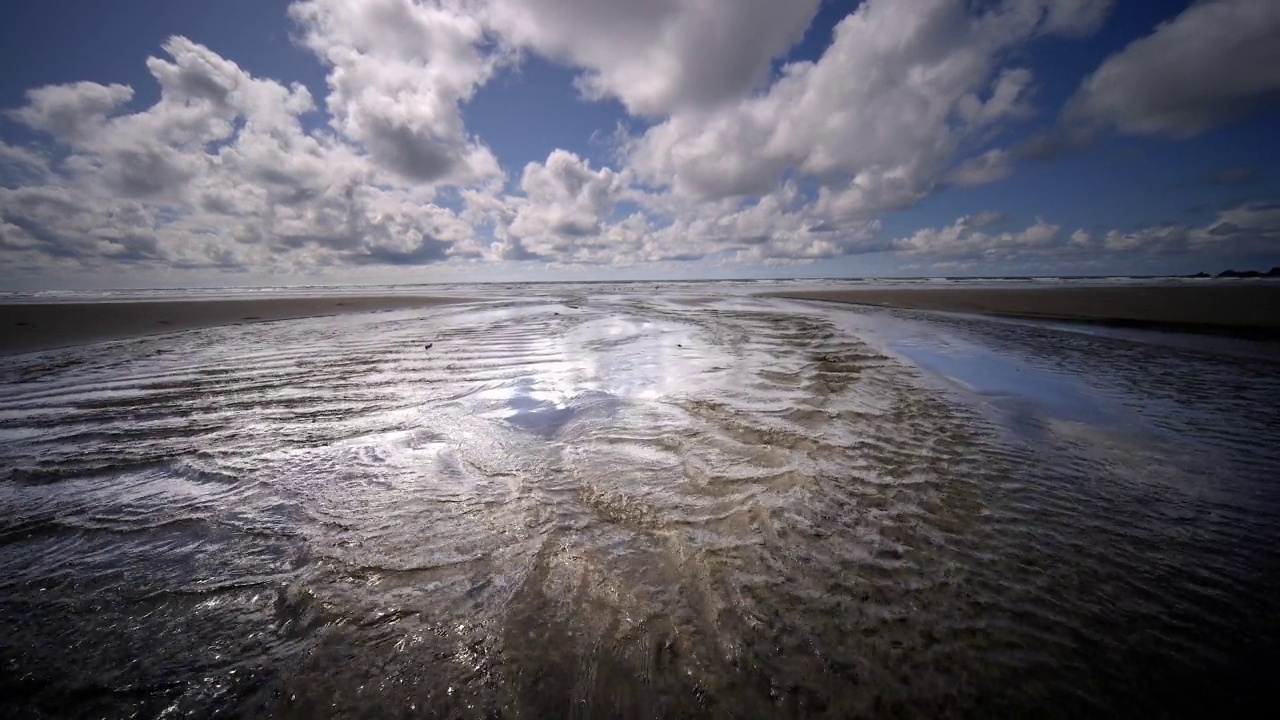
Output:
1,295,475,355
767,284,1280,335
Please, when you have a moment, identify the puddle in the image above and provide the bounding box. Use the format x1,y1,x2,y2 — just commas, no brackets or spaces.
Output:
793,299,1141,436
890,340,1125,428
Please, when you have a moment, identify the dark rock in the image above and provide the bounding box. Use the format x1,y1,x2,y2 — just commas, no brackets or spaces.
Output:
1266,267,1280,278
1216,269,1261,278
1187,272,1210,278
424,343,433,350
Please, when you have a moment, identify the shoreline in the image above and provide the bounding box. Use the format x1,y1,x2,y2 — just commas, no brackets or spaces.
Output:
7,284,1280,356
765,285,1280,337
1,296,478,356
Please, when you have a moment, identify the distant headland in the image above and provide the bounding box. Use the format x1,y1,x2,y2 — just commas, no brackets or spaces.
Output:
1186,268,1280,279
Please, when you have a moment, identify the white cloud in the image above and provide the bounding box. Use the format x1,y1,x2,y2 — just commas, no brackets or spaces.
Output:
893,213,1062,259
1100,226,1185,254
290,0,502,184
481,0,822,116
468,152,883,267
19,0,1276,283
1093,204,1280,257
956,68,1036,127
886,201,1280,266
949,148,1015,187
0,141,51,180
2,35,487,277
653,183,881,264
1198,202,1280,246
0,184,176,267
1013,0,1113,36
496,149,628,259
3,0,1125,279
626,0,1106,216
7,82,135,143
1066,0,1280,138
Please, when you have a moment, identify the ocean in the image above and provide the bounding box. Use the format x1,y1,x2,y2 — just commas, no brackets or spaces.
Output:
2,282,1278,717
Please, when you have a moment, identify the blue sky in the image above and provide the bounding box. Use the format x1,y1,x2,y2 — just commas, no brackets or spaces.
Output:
0,0,1277,288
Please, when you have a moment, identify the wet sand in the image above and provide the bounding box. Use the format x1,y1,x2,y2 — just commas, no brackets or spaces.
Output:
4,294,1278,716
0,296,475,355
767,284,1280,333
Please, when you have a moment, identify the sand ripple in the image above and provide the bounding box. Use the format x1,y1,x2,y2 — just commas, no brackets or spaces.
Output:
1,296,1278,718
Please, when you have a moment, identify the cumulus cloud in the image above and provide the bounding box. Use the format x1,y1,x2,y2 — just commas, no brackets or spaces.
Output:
514,150,626,238
473,149,630,262
0,141,51,181
893,213,1062,260
481,0,821,116
1066,0,1280,138
13,0,1276,282
7,82,135,143
956,68,1036,127
469,150,883,268
1019,0,1114,36
1,0,1132,278
1200,201,1280,246
1,35,487,277
289,0,502,184
626,0,1108,217
642,183,882,265
949,148,1016,187
887,201,1280,266
1096,203,1280,256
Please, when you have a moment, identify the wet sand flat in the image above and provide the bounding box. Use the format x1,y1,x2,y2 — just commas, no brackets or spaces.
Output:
0,295,477,355
766,284,1280,332
2,294,1279,716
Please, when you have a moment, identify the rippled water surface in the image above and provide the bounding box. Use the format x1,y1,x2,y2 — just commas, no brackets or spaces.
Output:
2,293,1279,718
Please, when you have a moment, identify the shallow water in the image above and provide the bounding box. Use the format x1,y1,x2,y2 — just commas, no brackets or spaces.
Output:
2,293,1278,718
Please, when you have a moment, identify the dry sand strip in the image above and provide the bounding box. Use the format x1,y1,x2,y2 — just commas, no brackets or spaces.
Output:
1,295,478,355
766,284,1280,335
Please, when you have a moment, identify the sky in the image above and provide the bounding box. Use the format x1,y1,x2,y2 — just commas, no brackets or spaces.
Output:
0,0,1278,288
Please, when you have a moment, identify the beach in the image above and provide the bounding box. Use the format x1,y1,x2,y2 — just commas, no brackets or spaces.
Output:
6,283,1278,358
767,283,1280,332
0,295,474,355
2,284,1279,716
